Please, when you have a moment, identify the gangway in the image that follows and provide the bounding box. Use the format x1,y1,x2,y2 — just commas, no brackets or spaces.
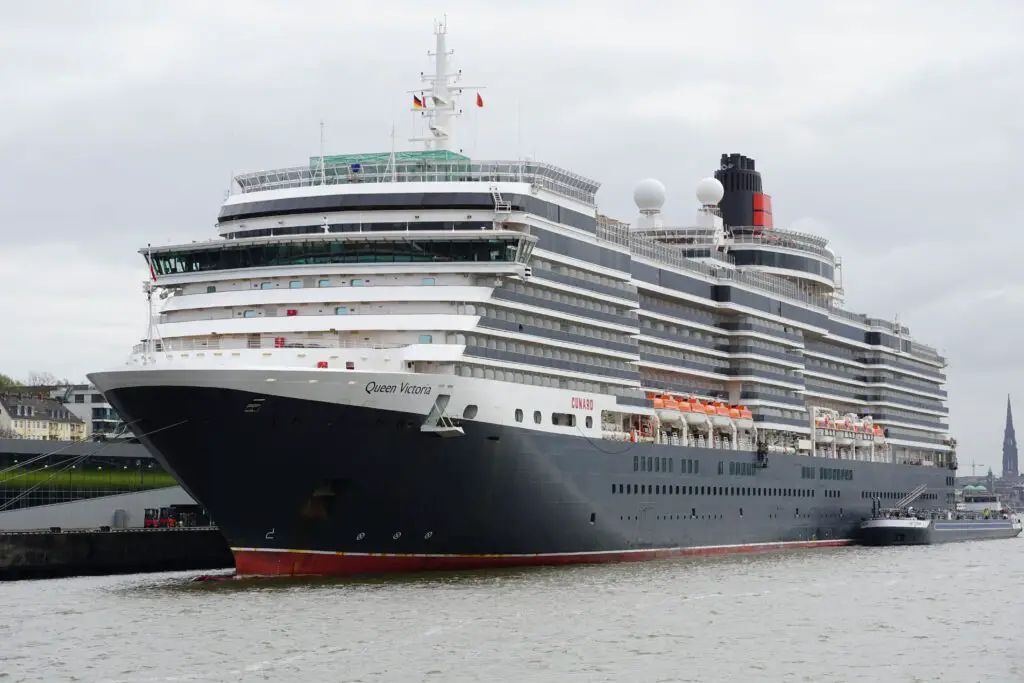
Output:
895,483,928,509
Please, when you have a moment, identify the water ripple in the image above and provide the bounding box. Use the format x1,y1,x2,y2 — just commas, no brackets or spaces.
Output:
1,542,1023,682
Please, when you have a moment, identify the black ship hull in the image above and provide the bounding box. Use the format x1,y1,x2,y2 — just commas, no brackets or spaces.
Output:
98,381,955,577
859,518,1022,546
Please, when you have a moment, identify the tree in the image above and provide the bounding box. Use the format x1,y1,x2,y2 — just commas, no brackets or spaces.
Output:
0,373,20,390
26,371,61,387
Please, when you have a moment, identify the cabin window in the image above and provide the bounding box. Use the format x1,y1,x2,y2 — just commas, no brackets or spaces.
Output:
289,280,302,289
318,279,331,288
585,416,593,429
350,279,366,287
421,277,436,285
463,405,478,419
551,412,576,427
533,411,542,424
242,310,258,318
418,335,433,344
335,307,349,315
260,282,273,290
514,409,523,423
206,285,216,293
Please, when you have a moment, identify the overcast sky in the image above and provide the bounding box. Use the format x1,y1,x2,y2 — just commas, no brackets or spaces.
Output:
1,0,1020,473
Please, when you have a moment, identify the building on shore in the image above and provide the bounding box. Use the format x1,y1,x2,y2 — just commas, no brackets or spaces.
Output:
6,384,126,441
0,393,86,442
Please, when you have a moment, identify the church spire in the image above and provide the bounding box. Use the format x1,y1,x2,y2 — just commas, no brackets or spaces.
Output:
1003,394,1018,478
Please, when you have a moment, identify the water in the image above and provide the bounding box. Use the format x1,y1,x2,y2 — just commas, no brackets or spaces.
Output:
3,540,1023,682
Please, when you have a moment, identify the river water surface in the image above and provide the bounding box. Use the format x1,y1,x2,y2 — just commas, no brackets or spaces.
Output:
2,539,1023,682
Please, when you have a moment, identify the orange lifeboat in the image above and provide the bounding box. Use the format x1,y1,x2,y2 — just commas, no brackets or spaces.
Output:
734,404,754,430
708,401,733,430
872,424,886,444
684,398,709,428
656,393,683,426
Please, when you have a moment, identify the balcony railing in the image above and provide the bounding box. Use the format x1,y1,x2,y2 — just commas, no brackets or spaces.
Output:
132,337,409,354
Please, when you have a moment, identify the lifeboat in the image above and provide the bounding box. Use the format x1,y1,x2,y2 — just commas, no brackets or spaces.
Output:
657,394,684,426
709,402,734,430
814,418,835,444
684,399,711,429
852,421,870,442
872,424,886,445
733,405,754,430
832,419,853,446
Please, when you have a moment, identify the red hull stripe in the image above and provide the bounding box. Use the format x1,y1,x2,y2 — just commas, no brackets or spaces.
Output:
231,539,851,577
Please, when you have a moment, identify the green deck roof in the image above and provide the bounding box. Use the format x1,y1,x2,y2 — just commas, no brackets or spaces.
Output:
310,150,470,168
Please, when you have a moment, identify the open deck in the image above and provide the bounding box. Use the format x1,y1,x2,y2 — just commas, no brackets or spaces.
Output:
233,151,601,206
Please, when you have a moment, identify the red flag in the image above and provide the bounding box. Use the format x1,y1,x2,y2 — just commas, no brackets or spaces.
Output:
476,92,484,108
145,252,157,281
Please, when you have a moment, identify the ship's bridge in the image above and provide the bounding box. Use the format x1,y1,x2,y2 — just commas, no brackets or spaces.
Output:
145,229,537,282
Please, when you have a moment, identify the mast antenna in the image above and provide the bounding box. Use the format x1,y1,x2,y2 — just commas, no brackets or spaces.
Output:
386,120,398,181
407,19,485,153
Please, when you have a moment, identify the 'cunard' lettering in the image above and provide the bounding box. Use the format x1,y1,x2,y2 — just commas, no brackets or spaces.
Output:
364,381,432,396
571,397,594,411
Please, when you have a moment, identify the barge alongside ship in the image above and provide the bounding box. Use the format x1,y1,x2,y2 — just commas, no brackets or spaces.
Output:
859,488,1021,546
90,22,956,577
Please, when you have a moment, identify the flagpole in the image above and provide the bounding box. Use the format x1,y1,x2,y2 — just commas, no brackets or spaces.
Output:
516,99,522,182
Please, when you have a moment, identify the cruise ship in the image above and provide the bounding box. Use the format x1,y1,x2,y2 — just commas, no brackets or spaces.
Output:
89,22,957,577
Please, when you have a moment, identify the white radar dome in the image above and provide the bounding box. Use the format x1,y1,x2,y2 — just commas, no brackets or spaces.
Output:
633,178,666,212
696,177,725,206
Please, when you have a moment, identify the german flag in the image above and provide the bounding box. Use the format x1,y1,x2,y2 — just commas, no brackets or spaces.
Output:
412,94,424,109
